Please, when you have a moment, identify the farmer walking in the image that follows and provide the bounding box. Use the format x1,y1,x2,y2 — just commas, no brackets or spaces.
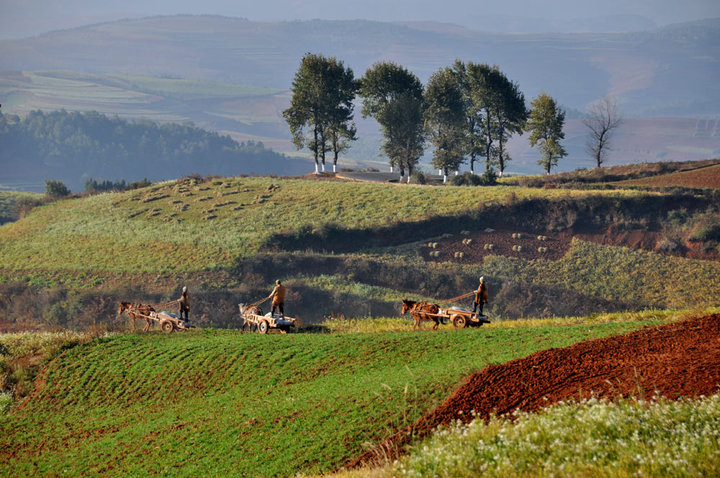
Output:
473,276,488,316
268,280,286,318
178,286,190,321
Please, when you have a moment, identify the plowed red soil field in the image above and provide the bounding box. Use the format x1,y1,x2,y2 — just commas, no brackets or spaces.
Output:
617,164,720,189
347,314,720,468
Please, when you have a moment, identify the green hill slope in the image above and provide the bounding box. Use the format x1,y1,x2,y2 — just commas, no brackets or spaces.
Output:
0,320,660,476
1,175,719,327
0,177,646,273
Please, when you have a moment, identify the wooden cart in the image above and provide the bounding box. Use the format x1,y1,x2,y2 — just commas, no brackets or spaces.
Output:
437,307,490,328
238,305,297,334
135,310,195,333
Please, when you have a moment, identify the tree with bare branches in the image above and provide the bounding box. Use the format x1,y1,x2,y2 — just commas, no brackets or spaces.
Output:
583,97,622,168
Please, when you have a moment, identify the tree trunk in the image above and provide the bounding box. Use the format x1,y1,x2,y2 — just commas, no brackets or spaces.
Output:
320,129,326,172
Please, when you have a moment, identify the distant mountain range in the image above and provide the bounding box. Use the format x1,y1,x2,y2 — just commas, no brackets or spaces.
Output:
1,15,719,175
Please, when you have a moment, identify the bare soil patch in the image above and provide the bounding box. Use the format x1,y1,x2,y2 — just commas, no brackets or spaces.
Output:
347,313,720,469
617,164,720,189
421,225,720,263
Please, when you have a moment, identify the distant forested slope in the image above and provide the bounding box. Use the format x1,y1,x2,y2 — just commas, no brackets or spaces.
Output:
0,110,309,190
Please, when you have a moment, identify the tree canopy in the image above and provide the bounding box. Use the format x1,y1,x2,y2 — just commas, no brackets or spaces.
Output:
283,53,358,174
360,62,425,180
527,93,567,174
425,66,466,182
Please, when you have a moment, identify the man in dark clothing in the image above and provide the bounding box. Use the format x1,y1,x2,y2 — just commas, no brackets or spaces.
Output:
178,286,190,320
473,276,488,316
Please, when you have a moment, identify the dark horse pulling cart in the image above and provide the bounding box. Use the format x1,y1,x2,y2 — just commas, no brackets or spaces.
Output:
117,302,195,333
401,298,490,330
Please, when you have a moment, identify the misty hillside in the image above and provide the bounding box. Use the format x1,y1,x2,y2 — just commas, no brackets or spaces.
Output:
0,110,311,191
1,16,719,179
2,15,719,116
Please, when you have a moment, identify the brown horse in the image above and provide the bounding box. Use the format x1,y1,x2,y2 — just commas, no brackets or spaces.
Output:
238,303,263,330
401,299,441,330
118,301,155,332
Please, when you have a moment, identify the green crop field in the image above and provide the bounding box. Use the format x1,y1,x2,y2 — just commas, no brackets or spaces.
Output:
483,239,720,309
0,318,664,477
0,71,286,128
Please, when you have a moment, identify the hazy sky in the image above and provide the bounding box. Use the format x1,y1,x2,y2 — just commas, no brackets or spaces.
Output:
2,0,720,39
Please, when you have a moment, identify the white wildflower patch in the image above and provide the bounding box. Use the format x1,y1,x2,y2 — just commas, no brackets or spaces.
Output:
395,395,720,477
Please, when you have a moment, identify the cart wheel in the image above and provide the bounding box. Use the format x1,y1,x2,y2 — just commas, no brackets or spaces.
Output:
258,320,269,334
452,315,467,329
161,320,174,333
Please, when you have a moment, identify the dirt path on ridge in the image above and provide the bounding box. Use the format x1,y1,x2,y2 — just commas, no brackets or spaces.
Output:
344,314,720,469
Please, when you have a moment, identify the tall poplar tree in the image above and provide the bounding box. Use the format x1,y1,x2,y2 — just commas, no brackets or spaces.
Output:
491,71,527,177
527,93,567,174
283,53,357,174
425,66,466,183
360,62,425,182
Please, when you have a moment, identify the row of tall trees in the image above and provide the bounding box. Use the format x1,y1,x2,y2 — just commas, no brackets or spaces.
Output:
424,60,530,181
284,53,575,181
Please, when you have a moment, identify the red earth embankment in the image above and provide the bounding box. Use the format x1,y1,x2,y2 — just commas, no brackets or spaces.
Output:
421,226,720,263
616,163,720,189
346,314,720,469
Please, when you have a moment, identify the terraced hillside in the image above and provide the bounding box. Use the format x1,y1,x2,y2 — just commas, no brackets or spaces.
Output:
1,174,719,329
0,318,665,476
0,176,654,272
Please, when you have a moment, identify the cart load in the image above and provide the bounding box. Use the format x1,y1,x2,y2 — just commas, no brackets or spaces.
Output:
238,303,298,334
440,307,490,328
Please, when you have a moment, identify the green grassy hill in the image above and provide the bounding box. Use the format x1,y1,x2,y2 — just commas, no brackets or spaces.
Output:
0,177,646,273
1,175,719,328
0,317,665,476
1,170,719,475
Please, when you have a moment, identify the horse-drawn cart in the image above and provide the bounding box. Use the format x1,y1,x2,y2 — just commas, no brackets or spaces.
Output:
438,307,490,328
118,302,195,332
401,299,491,330
148,311,195,332
238,303,298,334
